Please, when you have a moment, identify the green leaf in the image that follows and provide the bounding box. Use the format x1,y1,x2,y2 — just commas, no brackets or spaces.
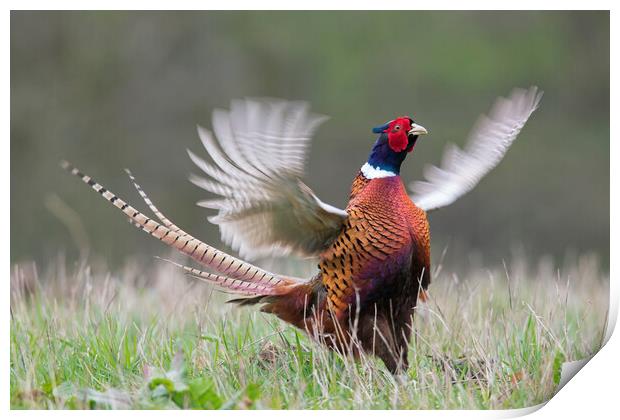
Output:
245,383,261,402
145,348,190,404
148,378,175,392
188,377,223,409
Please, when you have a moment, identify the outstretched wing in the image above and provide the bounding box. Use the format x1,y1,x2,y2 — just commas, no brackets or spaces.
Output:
190,98,347,260
409,87,543,211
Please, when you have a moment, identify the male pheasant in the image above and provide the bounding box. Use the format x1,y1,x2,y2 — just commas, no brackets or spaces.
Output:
63,87,542,373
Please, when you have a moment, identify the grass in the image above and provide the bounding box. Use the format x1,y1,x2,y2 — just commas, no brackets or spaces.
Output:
10,252,608,409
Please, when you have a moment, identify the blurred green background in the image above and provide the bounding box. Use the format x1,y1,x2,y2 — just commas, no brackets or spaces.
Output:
10,11,609,269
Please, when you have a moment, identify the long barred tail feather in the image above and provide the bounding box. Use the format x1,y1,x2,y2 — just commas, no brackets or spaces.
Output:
60,160,296,294
155,257,282,296
124,169,186,236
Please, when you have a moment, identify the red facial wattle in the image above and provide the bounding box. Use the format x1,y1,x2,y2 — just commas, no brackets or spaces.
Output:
385,117,413,153
388,130,409,153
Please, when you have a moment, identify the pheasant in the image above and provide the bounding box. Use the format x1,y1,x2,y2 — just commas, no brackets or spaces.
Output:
62,87,542,373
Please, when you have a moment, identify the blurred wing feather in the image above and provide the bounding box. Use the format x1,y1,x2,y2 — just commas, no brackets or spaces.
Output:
190,98,347,260
409,87,543,211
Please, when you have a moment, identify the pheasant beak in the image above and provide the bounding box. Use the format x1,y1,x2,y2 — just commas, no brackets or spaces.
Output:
408,123,428,136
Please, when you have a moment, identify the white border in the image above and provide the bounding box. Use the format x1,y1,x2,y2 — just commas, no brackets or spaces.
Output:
4,3,616,419
3,1,618,10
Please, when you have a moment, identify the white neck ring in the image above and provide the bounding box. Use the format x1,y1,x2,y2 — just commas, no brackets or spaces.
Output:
361,162,396,179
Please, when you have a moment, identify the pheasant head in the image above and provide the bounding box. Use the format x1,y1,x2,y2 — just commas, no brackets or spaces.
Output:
364,116,428,177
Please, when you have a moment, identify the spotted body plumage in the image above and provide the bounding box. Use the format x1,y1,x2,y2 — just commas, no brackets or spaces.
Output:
63,88,542,373
321,174,430,318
